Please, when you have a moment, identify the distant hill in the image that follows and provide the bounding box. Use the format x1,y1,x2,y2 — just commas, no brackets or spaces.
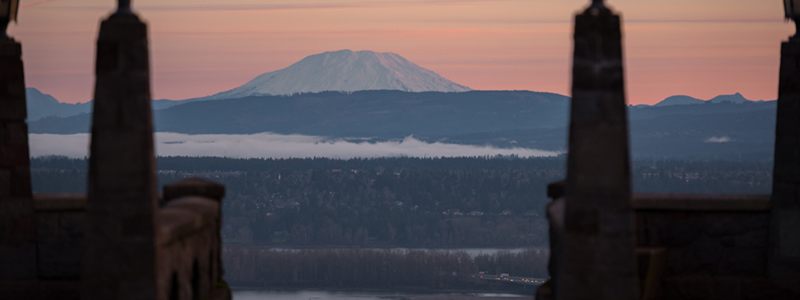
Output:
654,92,759,107
708,92,752,104
25,88,92,121
199,49,472,100
27,90,779,160
25,88,188,121
654,95,705,107
30,90,569,136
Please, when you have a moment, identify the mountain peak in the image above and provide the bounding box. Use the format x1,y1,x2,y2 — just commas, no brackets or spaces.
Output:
654,92,754,106
203,50,471,100
708,92,749,104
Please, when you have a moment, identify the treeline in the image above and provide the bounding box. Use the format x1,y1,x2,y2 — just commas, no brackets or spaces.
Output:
30,156,773,247
222,247,547,290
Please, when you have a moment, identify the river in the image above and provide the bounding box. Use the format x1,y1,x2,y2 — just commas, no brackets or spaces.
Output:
245,247,547,258
232,290,535,300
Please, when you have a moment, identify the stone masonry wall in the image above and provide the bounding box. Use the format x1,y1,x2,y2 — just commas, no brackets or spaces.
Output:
636,210,769,279
635,208,800,299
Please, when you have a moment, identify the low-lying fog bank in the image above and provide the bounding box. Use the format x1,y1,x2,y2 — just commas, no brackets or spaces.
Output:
29,132,560,159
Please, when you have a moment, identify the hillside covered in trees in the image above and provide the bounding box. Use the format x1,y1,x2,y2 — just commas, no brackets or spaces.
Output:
31,156,772,247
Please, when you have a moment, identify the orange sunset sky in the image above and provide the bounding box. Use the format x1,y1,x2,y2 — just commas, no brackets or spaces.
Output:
7,0,794,105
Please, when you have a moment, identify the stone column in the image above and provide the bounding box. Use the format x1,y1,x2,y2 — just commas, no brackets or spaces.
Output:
81,11,161,300
556,1,639,300
0,38,35,281
770,31,800,278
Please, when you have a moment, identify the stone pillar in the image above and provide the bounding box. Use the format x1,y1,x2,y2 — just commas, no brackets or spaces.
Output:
0,38,35,281
769,32,800,278
81,11,161,300
556,1,639,300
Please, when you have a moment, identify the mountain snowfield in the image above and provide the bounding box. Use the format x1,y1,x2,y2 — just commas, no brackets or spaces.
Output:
203,49,472,100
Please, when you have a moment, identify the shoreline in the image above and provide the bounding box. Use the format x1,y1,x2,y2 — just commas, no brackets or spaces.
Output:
229,286,537,295
224,244,548,250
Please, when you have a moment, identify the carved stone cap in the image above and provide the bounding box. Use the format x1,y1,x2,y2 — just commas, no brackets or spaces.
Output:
33,193,87,211
547,180,566,199
163,178,225,202
583,0,613,16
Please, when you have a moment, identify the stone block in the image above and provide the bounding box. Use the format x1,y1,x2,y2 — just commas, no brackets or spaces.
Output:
662,276,712,300
0,197,33,217
10,166,32,199
779,48,800,94
0,84,26,123
83,241,156,278
741,278,800,300
774,115,800,138
38,241,84,279
59,212,86,239
568,91,629,127
562,235,599,273
33,193,87,211
0,142,30,168
38,212,87,241
119,279,157,300
36,213,59,241
596,236,637,274
600,275,638,300
547,180,565,199
775,136,800,166
600,210,633,235
0,58,23,77
0,169,9,198
564,206,599,234
0,121,28,145
688,239,724,267
567,130,630,196
772,183,799,209
719,247,766,277
0,243,37,279
734,230,768,249
748,213,771,230
84,214,121,238
778,210,800,258
705,214,748,237
164,177,226,202
665,248,703,276
0,280,39,300
654,215,702,247
710,278,743,300
121,213,155,238
558,270,600,299
38,282,82,300
0,39,22,55
2,215,36,243
115,240,157,275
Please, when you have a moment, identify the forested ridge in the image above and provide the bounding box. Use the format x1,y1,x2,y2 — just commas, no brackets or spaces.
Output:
31,156,772,247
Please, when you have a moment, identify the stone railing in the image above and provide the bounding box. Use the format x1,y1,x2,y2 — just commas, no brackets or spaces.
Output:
33,193,86,294
542,179,777,300
22,179,231,300
633,193,772,300
158,178,230,300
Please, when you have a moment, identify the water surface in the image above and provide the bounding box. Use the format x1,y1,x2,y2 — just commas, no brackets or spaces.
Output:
233,290,533,300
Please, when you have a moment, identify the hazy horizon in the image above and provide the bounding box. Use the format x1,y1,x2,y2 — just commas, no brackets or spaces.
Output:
11,0,790,105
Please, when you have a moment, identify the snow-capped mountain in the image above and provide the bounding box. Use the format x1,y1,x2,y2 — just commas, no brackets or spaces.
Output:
203,50,471,100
